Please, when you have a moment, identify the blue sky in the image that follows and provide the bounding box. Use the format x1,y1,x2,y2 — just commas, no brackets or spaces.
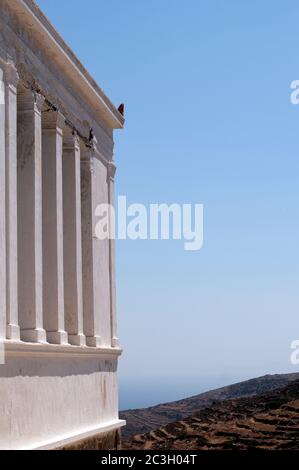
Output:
37,0,299,409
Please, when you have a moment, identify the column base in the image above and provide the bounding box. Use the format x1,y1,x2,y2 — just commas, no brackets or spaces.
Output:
47,330,69,345
111,336,120,348
86,335,102,347
21,328,47,344
6,324,20,341
68,333,86,347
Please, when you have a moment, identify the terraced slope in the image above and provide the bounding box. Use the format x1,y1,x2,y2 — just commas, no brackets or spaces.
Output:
121,373,299,439
123,379,299,450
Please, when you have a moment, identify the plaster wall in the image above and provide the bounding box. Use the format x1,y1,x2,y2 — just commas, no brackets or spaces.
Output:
0,353,119,449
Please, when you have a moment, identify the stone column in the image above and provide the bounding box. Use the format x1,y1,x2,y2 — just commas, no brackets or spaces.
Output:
17,88,47,343
42,109,68,344
62,128,85,346
81,145,102,347
4,62,20,341
0,65,6,342
107,162,119,348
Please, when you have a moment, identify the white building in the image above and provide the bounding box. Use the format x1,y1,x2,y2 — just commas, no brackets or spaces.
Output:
0,0,125,450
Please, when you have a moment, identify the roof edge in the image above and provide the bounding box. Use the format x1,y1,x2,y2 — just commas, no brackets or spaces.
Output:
11,0,124,129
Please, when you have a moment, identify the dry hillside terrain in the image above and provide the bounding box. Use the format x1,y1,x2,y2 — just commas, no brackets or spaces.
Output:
121,373,299,439
123,378,299,450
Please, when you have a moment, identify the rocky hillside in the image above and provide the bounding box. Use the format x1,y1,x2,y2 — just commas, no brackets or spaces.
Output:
123,378,299,450
120,373,299,439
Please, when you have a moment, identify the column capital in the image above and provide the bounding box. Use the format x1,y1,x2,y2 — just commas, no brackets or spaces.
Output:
0,56,6,78
63,127,80,151
42,108,65,132
2,61,19,89
18,88,45,114
33,91,45,114
107,161,117,182
89,131,98,152
74,132,81,150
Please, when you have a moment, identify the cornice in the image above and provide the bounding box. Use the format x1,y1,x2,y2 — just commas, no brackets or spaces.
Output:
2,0,124,130
4,340,123,359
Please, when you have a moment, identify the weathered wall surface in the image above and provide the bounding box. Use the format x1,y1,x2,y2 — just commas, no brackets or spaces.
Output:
58,429,121,451
0,353,119,450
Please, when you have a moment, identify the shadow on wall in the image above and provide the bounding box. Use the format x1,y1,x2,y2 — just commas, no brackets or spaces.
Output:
0,356,118,378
